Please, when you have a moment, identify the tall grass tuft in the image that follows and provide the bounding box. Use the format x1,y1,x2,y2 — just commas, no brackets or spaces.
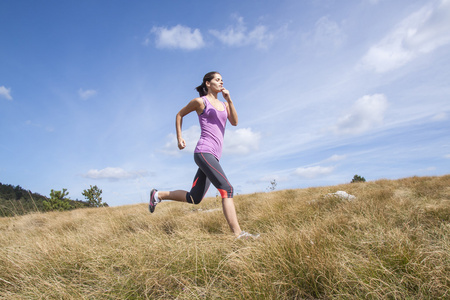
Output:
1,175,449,299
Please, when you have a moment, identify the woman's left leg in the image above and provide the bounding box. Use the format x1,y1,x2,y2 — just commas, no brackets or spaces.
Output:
222,197,242,236
194,153,242,236
157,190,188,202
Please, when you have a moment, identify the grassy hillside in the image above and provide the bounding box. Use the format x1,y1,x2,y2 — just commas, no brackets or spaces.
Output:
0,175,449,299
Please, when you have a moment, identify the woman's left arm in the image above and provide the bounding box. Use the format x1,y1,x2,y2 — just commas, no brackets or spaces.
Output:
222,89,238,126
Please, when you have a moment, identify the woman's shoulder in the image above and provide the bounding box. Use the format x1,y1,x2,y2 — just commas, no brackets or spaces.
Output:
190,97,206,107
187,97,206,114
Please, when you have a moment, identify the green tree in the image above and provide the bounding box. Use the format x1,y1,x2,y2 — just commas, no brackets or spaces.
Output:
82,185,107,207
351,174,366,183
43,188,73,211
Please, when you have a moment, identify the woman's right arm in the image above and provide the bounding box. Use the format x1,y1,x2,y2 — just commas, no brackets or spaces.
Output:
176,98,204,150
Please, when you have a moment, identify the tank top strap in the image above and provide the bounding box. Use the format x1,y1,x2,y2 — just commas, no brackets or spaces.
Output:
201,96,208,107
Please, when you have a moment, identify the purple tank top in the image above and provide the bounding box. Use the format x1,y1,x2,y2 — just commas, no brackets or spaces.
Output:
194,96,228,160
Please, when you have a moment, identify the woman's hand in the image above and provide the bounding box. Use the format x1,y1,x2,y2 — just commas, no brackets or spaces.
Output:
221,88,231,102
178,138,186,150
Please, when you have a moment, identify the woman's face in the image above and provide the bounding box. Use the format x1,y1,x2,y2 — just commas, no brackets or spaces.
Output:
206,73,223,93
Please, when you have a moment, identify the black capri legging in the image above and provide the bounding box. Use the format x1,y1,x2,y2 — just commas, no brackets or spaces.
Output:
186,152,234,204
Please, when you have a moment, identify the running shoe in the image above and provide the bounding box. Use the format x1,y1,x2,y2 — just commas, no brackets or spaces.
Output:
236,231,260,239
149,189,158,213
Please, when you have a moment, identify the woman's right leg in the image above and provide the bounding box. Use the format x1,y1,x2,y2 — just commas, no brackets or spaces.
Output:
157,168,210,203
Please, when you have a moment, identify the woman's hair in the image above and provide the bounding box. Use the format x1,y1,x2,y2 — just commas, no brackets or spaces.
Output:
195,71,220,97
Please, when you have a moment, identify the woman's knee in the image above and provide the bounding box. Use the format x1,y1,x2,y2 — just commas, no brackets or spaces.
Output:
218,185,233,199
186,193,203,205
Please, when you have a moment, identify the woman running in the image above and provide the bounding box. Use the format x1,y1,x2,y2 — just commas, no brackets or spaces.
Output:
149,71,258,239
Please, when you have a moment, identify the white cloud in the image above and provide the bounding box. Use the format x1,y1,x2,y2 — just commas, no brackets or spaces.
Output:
0,86,13,100
162,126,261,156
431,112,448,121
162,125,200,156
445,154,450,159
83,167,148,180
224,127,261,155
334,94,388,135
151,25,205,50
209,16,275,49
25,120,54,132
326,154,346,162
294,166,335,178
360,0,450,73
312,16,346,48
78,88,97,100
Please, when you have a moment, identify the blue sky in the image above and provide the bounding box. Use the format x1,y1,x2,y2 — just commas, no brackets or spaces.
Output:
1,0,449,206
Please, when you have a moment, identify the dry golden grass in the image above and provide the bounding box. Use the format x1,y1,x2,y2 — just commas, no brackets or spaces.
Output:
0,175,449,299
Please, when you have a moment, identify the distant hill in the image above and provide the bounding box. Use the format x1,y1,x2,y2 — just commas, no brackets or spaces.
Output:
0,183,89,217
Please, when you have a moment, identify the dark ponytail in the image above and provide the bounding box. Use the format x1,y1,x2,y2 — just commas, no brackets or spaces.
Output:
195,71,219,97
195,82,207,97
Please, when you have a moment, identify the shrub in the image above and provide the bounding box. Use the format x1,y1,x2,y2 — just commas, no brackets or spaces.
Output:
351,174,366,183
